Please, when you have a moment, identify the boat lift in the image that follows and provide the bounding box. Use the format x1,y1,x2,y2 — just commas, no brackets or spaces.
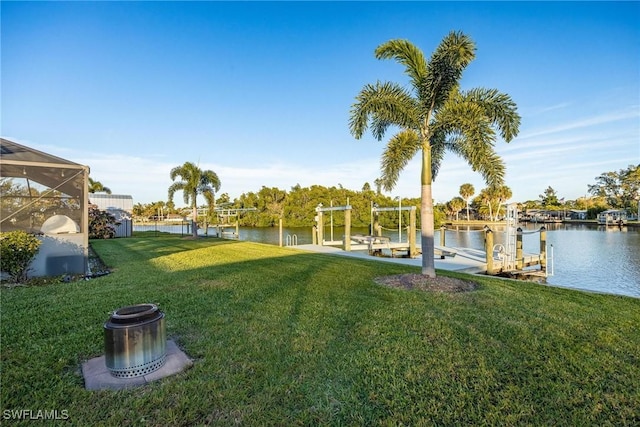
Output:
439,203,553,280
206,206,257,238
312,201,418,257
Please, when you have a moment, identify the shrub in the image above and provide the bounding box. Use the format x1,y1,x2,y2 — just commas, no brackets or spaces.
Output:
0,230,42,283
89,206,119,239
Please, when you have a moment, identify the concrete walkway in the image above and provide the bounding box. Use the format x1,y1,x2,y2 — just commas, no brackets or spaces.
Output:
294,244,487,274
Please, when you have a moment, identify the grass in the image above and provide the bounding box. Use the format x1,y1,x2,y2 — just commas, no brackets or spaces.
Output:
1,233,639,426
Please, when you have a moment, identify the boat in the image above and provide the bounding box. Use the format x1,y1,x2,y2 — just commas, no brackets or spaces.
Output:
597,209,628,226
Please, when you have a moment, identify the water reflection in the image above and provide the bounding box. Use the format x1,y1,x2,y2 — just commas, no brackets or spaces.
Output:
437,224,639,298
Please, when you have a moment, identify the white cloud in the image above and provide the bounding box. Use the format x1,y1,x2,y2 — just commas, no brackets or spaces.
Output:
517,108,638,140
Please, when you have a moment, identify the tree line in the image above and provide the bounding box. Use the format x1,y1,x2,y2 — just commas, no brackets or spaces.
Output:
126,163,639,227
134,182,443,230
441,164,639,221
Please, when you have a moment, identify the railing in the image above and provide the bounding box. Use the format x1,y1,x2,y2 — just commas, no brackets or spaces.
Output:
286,234,298,246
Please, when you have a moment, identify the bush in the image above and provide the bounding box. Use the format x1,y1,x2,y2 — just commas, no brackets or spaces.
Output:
89,206,119,239
0,230,42,283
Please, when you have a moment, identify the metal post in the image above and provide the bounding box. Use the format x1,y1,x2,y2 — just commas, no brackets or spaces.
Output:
330,200,334,242
370,201,373,235
539,226,547,272
343,207,351,251
373,205,380,236
317,211,324,244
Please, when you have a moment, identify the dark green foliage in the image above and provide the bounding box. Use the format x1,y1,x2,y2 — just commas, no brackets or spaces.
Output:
139,183,446,229
0,230,41,282
232,184,445,229
88,205,119,239
589,164,640,209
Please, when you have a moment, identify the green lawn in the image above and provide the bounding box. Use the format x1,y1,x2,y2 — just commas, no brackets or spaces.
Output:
2,234,639,426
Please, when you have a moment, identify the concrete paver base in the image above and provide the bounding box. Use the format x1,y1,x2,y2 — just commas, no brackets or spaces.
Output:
82,340,192,391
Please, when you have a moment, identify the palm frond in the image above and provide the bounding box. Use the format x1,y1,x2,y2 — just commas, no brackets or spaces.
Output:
429,128,447,181
423,31,476,111
167,181,185,201
349,82,419,140
380,129,421,191
436,99,507,187
200,188,216,207
375,39,428,91
200,170,221,193
461,88,521,142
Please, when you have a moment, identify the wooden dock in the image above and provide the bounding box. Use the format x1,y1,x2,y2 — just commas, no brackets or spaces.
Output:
313,217,551,282
323,235,418,258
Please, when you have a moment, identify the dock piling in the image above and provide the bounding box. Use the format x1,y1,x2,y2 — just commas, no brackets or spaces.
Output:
343,208,351,251
484,227,494,275
409,207,417,257
516,227,523,270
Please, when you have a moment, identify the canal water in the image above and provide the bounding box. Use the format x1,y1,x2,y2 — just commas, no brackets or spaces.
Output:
134,223,640,298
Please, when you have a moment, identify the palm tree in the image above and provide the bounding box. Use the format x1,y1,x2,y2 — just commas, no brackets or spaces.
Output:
492,185,513,220
459,183,475,221
476,188,495,221
349,31,520,277
168,162,221,238
88,178,112,194
449,197,465,221
374,178,383,195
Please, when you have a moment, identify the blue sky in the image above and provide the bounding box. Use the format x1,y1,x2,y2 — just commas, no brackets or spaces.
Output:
2,1,639,206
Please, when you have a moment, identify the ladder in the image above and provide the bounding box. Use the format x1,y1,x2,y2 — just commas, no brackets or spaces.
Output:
504,203,519,270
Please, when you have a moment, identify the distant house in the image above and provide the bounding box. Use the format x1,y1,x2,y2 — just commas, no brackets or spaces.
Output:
88,194,133,237
166,214,185,222
89,193,133,213
567,210,587,220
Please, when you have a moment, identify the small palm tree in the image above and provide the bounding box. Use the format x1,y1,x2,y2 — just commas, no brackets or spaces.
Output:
476,188,495,221
492,185,513,220
88,178,112,194
449,197,465,221
350,31,520,277
459,183,475,221
168,162,221,238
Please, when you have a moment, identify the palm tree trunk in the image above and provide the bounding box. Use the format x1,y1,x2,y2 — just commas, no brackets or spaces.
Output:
191,205,198,238
421,146,436,278
466,202,470,221
421,184,436,277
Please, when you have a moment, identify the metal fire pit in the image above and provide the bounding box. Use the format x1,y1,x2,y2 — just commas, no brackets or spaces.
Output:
104,304,166,378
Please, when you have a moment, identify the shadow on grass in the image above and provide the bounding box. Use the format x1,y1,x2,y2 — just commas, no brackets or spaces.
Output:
2,234,639,426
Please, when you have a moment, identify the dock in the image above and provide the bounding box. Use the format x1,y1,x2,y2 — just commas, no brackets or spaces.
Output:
295,243,488,274
305,203,549,280
294,239,546,281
